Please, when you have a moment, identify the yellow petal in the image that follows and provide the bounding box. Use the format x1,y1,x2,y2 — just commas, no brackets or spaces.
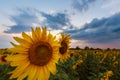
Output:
27,65,37,80
17,65,32,80
37,66,50,80
10,60,30,79
33,66,39,80
47,62,56,75
22,32,32,43
47,32,53,43
10,42,18,47
43,66,50,80
35,27,41,40
13,37,30,48
10,60,26,66
38,67,46,80
32,27,37,41
41,27,47,40
6,54,28,62
10,47,28,53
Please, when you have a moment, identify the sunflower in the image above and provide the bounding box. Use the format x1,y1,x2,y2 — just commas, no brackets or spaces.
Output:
0,49,8,65
113,61,118,67
72,59,83,70
6,27,60,80
69,50,75,58
59,33,70,62
0,54,7,65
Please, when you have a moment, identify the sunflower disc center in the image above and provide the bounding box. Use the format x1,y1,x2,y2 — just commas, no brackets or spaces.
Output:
29,42,52,66
59,42,67,54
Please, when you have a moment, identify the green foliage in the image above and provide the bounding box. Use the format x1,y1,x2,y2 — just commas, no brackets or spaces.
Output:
0,64,14,80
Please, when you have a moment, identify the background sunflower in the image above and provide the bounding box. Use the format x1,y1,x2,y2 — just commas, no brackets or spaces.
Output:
59,33,71,62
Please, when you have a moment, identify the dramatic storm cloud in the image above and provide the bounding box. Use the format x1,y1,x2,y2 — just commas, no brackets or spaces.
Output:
65,12,120,43
4,9,73,33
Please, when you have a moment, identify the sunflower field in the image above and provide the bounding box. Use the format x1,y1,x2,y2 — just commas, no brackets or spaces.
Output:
0,27,120,80
1,47,120,80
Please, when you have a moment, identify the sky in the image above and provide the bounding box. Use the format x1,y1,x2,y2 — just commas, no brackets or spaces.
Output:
0,0,120,49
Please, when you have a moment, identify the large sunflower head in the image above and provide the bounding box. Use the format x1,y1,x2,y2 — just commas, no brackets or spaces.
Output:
59,33,71,62
6,27,60,80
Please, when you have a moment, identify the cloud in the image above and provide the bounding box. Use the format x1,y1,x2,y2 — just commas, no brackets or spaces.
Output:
4,8,74,33
40,12,74,30
4,25,31,33
65,12,120,43
72,0,96,12
4,8,40,33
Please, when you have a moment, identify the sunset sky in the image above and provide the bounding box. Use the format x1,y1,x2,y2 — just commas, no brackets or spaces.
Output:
0,0,120,49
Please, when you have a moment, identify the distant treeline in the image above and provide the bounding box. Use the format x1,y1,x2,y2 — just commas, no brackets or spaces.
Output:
70,46,120,50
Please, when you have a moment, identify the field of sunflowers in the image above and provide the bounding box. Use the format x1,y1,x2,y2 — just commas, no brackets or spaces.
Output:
0,27,120,80
0,48,120,80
